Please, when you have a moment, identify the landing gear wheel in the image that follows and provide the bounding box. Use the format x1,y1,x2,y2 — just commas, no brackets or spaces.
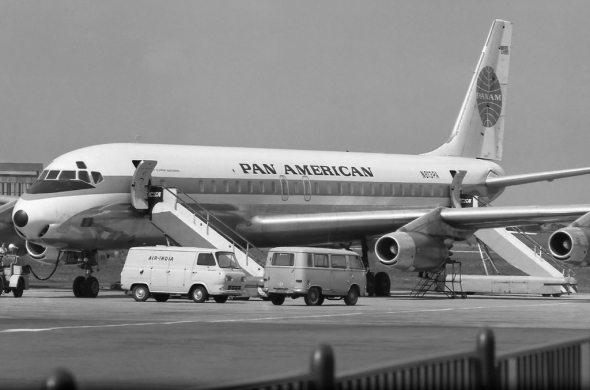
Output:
344,287,359,306
132,285,149,302
542,294,551,297
213,295,229,303
305,287,323,306
552,294,562,298
83,276,99,298
191,286,208,303
73,276,86,298
270,294,285,306
375,273,391,297
366,272,376,297
12,278,24,298
153,293,170,302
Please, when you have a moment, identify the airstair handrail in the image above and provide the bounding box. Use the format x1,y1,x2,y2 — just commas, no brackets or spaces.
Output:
473,196,575,277
160,186,266,268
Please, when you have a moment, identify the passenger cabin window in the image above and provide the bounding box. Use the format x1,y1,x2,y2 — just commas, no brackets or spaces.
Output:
271,253,294,267
313,254,329,268
197,253,216,266
331,255,347,269
348,256,364,270
91,172,103,184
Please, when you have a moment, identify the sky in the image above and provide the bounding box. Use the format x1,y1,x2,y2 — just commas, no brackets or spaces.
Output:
0,1,589,206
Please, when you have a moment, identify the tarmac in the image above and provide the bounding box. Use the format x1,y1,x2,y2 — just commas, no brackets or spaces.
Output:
2,286,590,389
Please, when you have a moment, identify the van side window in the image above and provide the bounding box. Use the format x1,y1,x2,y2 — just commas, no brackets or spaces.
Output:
313,254,329,268
197,253,216,266
348,255,364,270
307,254,313,267
331,255,347,269
272,253,294,266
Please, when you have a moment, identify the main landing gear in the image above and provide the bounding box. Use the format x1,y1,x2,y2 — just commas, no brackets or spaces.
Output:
72,253,100,298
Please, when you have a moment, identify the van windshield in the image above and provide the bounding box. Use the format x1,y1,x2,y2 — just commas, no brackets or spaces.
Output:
216,252,239,269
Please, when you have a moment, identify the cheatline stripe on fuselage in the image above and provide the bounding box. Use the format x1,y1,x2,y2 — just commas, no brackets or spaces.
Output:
21,175,454,204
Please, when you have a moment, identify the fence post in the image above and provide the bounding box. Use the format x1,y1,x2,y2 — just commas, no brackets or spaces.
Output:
42,368,78,390
310,344,335,390
476,327,496,390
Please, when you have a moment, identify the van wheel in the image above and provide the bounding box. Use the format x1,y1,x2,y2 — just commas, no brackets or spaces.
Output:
305,287,323,306
132,285,149,302
214,295,228,303
344,287,359,306
153,293,170,302
270,294,285,306
191,286,208,303
12,278,24,298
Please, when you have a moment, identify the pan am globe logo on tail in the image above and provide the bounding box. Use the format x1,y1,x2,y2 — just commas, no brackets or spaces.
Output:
476,66,502,127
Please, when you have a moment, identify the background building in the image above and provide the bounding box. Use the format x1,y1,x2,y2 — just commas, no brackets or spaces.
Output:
0,163,43,196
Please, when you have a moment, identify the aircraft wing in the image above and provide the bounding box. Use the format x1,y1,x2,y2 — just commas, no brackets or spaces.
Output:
243,204,590,244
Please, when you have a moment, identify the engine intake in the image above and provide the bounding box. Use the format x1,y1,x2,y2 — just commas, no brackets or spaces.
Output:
548,227,590,267
375,232,449,271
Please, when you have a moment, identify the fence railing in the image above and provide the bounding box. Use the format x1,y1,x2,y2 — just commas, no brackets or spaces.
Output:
41,327,590,390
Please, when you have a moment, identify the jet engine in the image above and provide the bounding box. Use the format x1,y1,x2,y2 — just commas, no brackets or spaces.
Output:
548,227,590,267
375,231,449,271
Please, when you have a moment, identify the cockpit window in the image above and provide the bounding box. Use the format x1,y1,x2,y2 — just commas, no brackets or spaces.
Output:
59,171,76,180
38,170,48,180
46,171,59,180
78,171,91,184
91,171,103,184
76,161,87,169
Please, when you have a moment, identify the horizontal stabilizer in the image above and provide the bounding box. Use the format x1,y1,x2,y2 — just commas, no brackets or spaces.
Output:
486,167,590,188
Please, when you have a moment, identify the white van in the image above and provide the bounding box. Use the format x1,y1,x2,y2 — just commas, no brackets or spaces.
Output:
121,246,246,303
262,247,366,306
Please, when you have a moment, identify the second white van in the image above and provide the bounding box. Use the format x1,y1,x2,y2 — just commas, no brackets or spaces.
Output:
121,246,246,303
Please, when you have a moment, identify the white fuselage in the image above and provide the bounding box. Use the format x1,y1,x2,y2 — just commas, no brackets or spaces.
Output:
12,143,504,251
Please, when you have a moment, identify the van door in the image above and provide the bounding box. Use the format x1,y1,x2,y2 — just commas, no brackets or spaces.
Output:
267,252,295,293
167,252,189,292
330,254,349,295
150,250,172,291
191,252,217,283
348,255,366,293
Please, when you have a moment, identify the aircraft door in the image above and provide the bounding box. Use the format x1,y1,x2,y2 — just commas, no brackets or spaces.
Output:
279,175,289,201
302,176,311,201
131,160,158,210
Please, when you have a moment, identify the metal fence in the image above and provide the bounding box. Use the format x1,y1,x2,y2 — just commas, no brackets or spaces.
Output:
41,328,590,390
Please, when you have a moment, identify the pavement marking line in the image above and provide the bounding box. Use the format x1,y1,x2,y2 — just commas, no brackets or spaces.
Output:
0,301,577,333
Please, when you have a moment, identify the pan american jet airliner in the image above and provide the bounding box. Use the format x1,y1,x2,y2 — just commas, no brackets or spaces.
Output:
6,19,590,297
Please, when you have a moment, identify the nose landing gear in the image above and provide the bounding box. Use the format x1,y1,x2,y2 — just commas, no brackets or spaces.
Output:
72,253,100,298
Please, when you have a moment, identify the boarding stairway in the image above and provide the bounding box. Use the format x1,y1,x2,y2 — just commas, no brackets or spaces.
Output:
466,197,576,295
150,187,265,277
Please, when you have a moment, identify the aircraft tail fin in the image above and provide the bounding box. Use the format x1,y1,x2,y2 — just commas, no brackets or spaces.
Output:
424,19,512,161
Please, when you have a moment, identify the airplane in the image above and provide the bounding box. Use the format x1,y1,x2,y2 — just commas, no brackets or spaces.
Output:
7,19,590,298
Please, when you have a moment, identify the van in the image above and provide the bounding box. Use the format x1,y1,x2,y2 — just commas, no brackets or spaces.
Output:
262,247,366,306
121,246,246,303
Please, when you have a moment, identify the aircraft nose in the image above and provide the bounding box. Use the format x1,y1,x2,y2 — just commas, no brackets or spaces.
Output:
13,210,28,228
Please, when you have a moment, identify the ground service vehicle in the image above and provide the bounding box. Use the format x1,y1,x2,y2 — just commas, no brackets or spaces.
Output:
121,246,246,303
0,255,29,297
263,247,366,306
